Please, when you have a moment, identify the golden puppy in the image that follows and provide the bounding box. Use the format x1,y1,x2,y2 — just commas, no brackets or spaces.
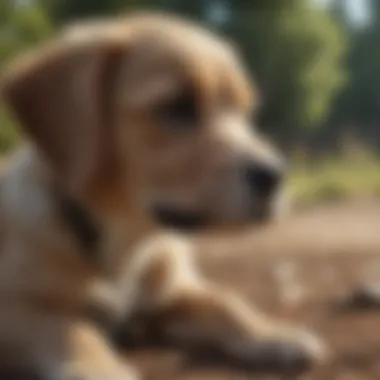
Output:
1,13,324,379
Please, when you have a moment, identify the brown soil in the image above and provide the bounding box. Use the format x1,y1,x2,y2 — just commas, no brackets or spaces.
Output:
125,200,380,380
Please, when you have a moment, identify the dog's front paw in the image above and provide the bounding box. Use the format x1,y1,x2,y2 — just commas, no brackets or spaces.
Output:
255,330,326,373
226,327,327,374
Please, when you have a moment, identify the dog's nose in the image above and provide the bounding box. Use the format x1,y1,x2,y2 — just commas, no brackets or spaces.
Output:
243,163,284,198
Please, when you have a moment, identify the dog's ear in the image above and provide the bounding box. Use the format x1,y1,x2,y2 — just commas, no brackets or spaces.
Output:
2,26,128,194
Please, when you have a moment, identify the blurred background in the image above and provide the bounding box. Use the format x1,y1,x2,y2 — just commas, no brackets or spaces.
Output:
1,0,380,207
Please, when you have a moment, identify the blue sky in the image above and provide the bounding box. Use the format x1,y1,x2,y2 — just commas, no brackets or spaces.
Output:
314,0,370,25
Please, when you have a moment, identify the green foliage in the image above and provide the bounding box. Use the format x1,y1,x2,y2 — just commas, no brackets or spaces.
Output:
333,25,380,141
325,0,380,149
0,0,52,65
224,0,347,138
0,1,52,153
289,150,380,206
0,107,20,154
40,0,163,24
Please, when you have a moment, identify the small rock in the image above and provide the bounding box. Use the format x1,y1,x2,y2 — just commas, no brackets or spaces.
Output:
338,282,380,311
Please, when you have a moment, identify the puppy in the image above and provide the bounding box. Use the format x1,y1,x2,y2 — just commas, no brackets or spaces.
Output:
0,13,325,379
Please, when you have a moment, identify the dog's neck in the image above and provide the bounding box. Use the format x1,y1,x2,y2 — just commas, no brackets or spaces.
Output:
53,179,156,275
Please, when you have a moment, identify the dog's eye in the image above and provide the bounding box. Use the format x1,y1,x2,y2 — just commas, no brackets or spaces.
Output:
156,92,198,129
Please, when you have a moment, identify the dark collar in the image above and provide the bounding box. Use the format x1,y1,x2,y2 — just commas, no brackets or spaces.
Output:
56,190,102,258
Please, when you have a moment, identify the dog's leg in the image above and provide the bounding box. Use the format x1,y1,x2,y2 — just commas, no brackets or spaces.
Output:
125,235,326,372
0,309,138,380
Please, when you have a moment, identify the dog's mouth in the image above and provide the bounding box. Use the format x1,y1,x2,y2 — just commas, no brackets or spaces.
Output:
152,206,208,231
151,204,275,232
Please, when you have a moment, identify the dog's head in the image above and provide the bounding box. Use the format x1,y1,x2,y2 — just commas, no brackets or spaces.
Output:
3,13,286,231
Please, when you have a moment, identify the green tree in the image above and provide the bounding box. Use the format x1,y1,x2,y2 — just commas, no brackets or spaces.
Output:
0,0,52,66
0,1,52,153
327,0,380,147
40,0,155,24
222,0,347,142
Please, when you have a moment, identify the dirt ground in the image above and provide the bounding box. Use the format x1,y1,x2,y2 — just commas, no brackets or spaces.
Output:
124,200,380,380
